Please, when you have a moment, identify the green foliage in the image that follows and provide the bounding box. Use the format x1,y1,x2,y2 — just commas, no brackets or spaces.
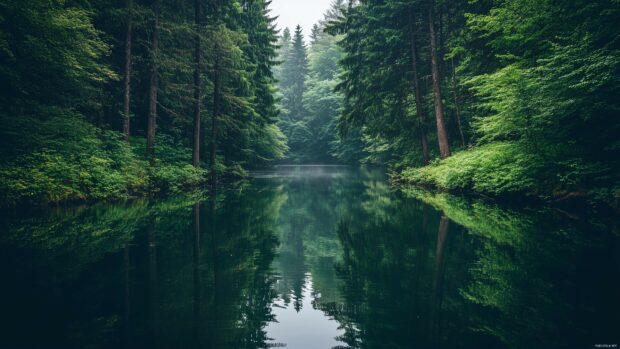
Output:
277,25,310,161
276,1,365,163
0,0,287,205
401,143,539,196
0,114,147,205
0,113,210,206
149,164,206,194
385,0,620,203
0,0,116,110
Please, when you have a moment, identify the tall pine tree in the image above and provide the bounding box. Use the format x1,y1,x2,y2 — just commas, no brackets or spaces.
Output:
277,25,309,162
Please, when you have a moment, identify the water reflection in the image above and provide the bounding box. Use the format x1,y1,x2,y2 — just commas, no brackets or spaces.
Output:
0,166,618,349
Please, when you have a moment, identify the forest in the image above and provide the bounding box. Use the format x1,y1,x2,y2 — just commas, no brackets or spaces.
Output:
0,0,619,207
1,1,619,347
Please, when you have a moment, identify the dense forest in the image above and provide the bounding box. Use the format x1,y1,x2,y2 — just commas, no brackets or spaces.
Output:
1,2,619,346
1,0,619,206
0,0,287,205
276,0,620,205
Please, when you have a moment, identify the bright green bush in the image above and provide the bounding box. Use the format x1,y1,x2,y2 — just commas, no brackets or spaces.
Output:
149,164,207,194
400,143,539,197
0,114,206,206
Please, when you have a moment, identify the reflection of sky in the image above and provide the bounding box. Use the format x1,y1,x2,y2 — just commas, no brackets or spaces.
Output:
266,276,344,349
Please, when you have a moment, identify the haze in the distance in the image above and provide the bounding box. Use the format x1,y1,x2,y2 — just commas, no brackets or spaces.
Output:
269,0,333,37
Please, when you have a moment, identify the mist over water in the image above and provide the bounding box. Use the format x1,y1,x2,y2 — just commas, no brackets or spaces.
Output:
251,165,361,179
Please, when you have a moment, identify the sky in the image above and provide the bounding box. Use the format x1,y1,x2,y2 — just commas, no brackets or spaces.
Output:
269,0,333,38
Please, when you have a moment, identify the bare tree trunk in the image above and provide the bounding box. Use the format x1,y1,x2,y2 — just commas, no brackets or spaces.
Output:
428,0,451,158
451,58,466,147
192,0,202,167
122,0,133,141
210,56,221,182
408,8,430,165
146,0,160,159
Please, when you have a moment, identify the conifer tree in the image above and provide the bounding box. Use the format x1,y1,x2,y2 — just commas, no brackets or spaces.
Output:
122,0,133,141
277,25,309,161
146,0,161,158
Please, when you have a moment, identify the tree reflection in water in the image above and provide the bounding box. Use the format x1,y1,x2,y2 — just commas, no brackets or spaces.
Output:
0,166,618,349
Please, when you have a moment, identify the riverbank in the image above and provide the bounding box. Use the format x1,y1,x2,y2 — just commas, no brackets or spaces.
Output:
0,115,248,207
395,143,620,211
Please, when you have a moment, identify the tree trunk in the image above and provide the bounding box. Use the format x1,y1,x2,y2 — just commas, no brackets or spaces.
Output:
210,57,221,181
408,8,430,165
146,0,160,159
192,0,202,167
451,57,466,147
122,0,133,141
428,0,451,158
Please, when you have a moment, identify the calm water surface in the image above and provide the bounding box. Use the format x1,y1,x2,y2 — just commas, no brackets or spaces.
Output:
0,165,618,349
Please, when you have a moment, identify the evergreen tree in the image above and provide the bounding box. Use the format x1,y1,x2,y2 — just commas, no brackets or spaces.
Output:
310,24,321,44
281,25,308,122
273,27,292,84
122,0,134,141
427,0,451,158
0,0,289,204
277,24,309,161
329,0,620,199
146,0,161,158
192,0,203,167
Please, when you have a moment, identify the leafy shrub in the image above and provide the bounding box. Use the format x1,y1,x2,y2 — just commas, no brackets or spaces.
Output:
149,164,207,194
401,142,539,197
225,163,249,179
0,114,206,206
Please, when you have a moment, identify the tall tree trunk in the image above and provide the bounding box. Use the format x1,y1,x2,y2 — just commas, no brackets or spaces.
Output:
122,0,133,141
408,8,430,165
451,57,466,147
428,0,451,158
210,57,221,182
192,0,202,167
146,0,160,158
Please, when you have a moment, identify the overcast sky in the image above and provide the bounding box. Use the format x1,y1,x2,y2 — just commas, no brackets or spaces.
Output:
269,0,333,39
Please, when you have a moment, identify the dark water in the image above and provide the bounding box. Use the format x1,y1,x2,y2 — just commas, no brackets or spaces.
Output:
0,165,618,349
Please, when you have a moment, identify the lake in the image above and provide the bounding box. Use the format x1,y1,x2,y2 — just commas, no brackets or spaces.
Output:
0,165,618,349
